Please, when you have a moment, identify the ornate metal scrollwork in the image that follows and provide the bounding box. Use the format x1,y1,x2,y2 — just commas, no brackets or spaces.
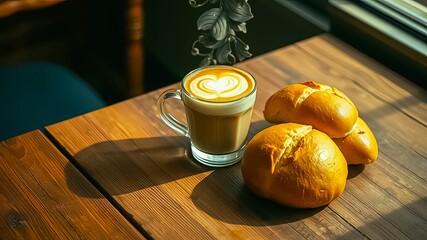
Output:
189,0,254,66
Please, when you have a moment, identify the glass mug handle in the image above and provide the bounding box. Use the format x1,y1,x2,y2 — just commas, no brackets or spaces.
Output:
157,89,190,137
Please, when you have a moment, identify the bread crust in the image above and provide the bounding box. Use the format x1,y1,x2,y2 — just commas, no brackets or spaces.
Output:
263,81,358,138
333,117,378,164
242,123,348,208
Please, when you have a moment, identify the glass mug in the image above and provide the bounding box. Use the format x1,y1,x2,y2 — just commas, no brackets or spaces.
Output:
157,65,257,167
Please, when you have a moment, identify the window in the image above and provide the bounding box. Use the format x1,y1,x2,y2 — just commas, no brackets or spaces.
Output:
328,0,427,88
359,0,427,41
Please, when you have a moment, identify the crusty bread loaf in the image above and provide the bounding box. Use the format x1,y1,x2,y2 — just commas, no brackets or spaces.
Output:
241,123,348,208
333,117,378,165
263,81,358,138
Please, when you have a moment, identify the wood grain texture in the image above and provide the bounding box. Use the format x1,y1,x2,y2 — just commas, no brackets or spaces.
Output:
0,131,144,239
46,34,427,239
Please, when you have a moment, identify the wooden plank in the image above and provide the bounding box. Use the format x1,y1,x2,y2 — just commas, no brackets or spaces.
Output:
0,131,144,239
46,34,427,239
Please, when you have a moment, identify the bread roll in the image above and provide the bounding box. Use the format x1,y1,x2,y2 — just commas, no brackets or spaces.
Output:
263,81,358,138
242,123,348,208
333,117,378,165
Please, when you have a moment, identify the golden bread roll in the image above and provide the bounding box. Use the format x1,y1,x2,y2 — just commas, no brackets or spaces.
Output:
242,123,348,208
333,117,378,165
263,81,358,138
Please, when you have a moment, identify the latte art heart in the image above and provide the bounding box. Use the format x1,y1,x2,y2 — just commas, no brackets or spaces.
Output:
188,72,251,101
202,76,239,94
204,76,237,93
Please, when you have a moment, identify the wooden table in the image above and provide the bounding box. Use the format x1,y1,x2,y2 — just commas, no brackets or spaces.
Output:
0,131,143,239
2,34,426,239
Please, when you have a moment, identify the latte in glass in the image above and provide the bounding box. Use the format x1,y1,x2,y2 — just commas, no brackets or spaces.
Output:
182,66,256,154
157,65,257,167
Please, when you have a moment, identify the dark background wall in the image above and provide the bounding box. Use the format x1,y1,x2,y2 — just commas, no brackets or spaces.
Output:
144,0,426,92
4,0,421,104
0,0,325,102
143,0,324,92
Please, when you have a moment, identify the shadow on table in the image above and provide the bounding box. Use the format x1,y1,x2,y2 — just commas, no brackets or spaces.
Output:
190,163,327,226
190,164,363,226
65,120,272,198
347,164,365,179
65,135,212,198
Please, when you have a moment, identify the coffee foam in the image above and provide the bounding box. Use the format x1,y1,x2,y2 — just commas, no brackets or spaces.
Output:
182,66,256,116
184,67,255,102
182,91,256,116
